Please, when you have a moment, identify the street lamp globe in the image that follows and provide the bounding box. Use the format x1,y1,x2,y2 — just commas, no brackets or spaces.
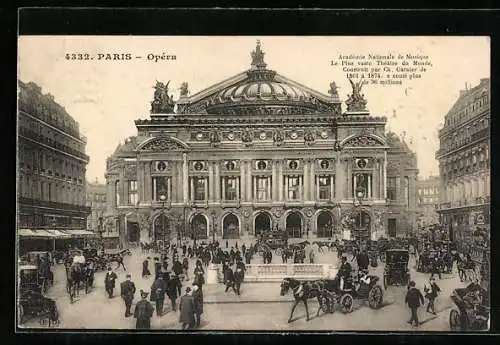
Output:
159,190,167,202
356,186,365,200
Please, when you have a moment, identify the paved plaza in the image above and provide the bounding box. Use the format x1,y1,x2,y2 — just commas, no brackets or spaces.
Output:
19,243,468,331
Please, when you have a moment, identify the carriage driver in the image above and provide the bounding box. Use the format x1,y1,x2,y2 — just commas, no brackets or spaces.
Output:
338,255,352,290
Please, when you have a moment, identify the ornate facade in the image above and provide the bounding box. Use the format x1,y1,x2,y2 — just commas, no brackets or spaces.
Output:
416,176,440,229
17,81,90,230
436,78,490,249
86,179,107,233
104,41,418,246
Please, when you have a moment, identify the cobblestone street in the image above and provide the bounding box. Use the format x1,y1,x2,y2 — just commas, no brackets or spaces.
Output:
19,245,467,331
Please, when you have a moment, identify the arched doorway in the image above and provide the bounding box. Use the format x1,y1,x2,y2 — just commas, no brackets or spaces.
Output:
154,214,170,243
127,221,140,243
222,214,240,239
286,212,303,238
254,212,272,236
353,210,371,242
317,211,334,238
191,214,208,240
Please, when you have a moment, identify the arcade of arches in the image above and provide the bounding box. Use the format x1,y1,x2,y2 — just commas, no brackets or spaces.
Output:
191,214,208,240
352,210,371,242
153,214,170,242
317,211,335,238
286,212,303,238
222,214,240,239
254,212,272,236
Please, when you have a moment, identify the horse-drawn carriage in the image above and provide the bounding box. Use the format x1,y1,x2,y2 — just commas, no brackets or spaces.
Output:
18,265,59,326
449,283,489,331
383,249,410,289
280,269,384,322
254,232,288,256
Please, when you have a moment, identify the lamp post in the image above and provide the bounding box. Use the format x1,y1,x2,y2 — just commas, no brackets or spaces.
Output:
211,210,216,243
159,189,167,253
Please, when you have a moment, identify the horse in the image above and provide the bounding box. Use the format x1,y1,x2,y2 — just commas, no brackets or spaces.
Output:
65,263,88,301
106,254,127,271
280,278,327,323
456,255,477,282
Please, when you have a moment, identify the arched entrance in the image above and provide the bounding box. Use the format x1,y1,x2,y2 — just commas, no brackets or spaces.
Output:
127,221,140,243
317,211,334,238
154,214,170,243
191,214,208,240
222,214,240,239
353,210,371,242
254,212,272,236
286,212,303,238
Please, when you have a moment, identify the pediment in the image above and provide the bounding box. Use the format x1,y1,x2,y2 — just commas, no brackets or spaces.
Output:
136,136,190,151
340,134,386,148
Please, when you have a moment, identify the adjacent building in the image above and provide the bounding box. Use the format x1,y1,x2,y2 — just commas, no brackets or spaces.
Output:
86,179,107,233
435,78,490,252
17,81,91,231
416,176,440,229
104,41,419,246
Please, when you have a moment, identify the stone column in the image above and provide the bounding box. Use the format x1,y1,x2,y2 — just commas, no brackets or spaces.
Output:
183,153,188,203
368,174,372,199
236,176,240,200
299,175,303,200
272,160,277,201
284,174,289,201
190,177,195,201
335,157,343,200
246,161,252,202
278,161,283,201
240,161,246,201
144,162,152,202
373,159,379,200
330,175,335,200
138,162,145,202
347,158,352,198
170,162,177,202
222,177,226,201
303,161,309,201
253,176,257,201
309,159,315,200
208,162,214,201
215,162,221,202
383,151,388,199
204,177,208,202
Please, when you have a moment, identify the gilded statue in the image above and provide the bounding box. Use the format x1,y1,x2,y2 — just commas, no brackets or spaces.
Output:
345,78,368,112
151,80,175,113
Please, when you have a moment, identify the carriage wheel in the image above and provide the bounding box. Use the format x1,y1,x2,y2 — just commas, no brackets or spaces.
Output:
449,309,463,331
368,285,383,309
340,294,354,313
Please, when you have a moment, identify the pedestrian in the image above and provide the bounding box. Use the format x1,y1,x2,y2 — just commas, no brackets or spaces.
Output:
241,243,246,257
224,264,236,294
154,257,162,280
405,280,425,327
179,287,195,330
167,272,182,312
182,256,190,281
424,277,441,315
226,240,229,249
245,249,252,264
142,257,151,278
104,267,118,298
309,249,315,264
430,256,442,280
235,241,238,250
192,284,204,328
338,255,352,290
193,260,205,291
357,250,370,271
182,243,187,257
233,262,244,296
150,275,166,317
120,273,136,317
134,290,154,329
187,245,193,259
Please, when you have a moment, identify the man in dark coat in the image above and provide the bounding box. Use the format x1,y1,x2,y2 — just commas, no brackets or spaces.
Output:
134,290,154,329
356,250,370,271
405,280,425,327
173,258,183,277
142,257,151,278
104,267,118,298
245,249,252,264
150,275,166,316
192,284,203,328
182,257,190,281
424,277,441,315
182,244,187,257
233,261,245,296
241,244,246,257
179,287,195,330
224,264,237,294
120,274,136,317
167,272,182,312
338,256,352,290
154,257,162,280
430,256,442,280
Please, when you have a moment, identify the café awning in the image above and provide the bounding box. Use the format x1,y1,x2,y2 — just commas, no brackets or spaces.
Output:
60,229,97,238
17,229,72,239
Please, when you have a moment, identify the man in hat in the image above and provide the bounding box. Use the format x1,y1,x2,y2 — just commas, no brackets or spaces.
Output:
154,257,162,280
167,271,182,312
233,261,244,296
405,280,425,327
134,290,154,329
120,273,136,317
142,257,151,278
179,286,195,330
338,255,352,291
150,275,166,316
104,267,118,298
192,284,204,328
424,277,441,315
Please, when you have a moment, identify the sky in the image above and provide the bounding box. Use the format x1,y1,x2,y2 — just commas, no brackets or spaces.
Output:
18,36,490,183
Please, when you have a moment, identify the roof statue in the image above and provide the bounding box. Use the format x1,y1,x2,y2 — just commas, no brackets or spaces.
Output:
250,40,267,70
151,80,175,114
328,81,339,97
179,82,189,97
345,78,368,112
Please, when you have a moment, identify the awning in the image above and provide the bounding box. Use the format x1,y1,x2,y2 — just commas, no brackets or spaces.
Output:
17,229,72,239
59,229,97,238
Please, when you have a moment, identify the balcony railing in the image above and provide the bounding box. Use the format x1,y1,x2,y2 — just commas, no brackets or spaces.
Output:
18,197,91,214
